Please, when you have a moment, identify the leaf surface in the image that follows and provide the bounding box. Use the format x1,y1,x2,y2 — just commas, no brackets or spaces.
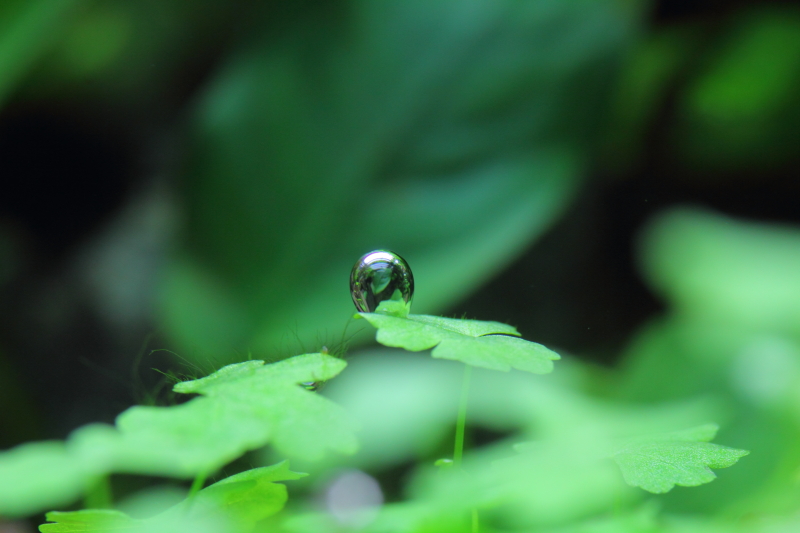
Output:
172,461,306,529
611,423,749,493
0,442,89,517
358,311,559,373
0,354,353,517
39,462,306,532
0,0,80,106
76,353,356,477
39,509,140,532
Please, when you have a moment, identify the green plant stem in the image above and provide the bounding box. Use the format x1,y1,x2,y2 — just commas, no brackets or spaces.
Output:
454,365,478,531
84,475,112,509
188,472,207,499
181,472,208,516
454,364,472,467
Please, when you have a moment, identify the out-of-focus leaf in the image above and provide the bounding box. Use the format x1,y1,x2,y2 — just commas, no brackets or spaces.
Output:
40,462,304,532
601,26,699,172
611,424,749,494
405,419,744,528
281,500,459,533
323,349,719,472
527,504,661,533
162,0,637,360
322,348,725,529
358,310,559,373
162,461,305,531
0,0,80,107
408,434,633,529
626,208,800,408
619,207,800,514
0,442,88,517
617,316,800,513
171,354,357,460
0,354,353,517
320,351,463,471
673,6,800,169
74,353,356,478
57,4,132,78
640,208,800,335
40,509,140,532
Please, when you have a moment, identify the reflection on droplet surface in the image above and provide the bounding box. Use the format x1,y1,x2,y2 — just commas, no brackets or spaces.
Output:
350,250,414,313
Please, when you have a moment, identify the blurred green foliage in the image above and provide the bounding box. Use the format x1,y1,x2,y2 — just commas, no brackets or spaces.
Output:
161,0,635,360
2,0,800,531
0,0,80,106
619,208,800,516
676,7,800,169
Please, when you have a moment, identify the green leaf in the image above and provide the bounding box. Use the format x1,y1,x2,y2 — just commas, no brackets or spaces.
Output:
39,508,219,533
611,423,750,493
358,311,559,373
0,353,354,517
39,509,140,532
641,208,800,336
172,353,357,460
39,463,305,533
0,441,96,517
170,461,306,530
74,353,356,478
0,0,80,107
600,27,700,173
68,401,267,479
674,7,800,170
408,434,630,528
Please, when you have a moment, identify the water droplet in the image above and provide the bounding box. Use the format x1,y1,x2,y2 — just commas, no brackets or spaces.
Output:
434,458,454,468
350,250,414,313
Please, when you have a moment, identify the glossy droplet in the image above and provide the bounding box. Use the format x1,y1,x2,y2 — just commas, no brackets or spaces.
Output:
350,250,414,313
434,458,454,468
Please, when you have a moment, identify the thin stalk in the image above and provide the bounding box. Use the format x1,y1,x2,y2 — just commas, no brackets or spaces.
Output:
453,364,478,531
181,471,208,516
453,364,472,467
188,472,207,499
84,475,112,509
